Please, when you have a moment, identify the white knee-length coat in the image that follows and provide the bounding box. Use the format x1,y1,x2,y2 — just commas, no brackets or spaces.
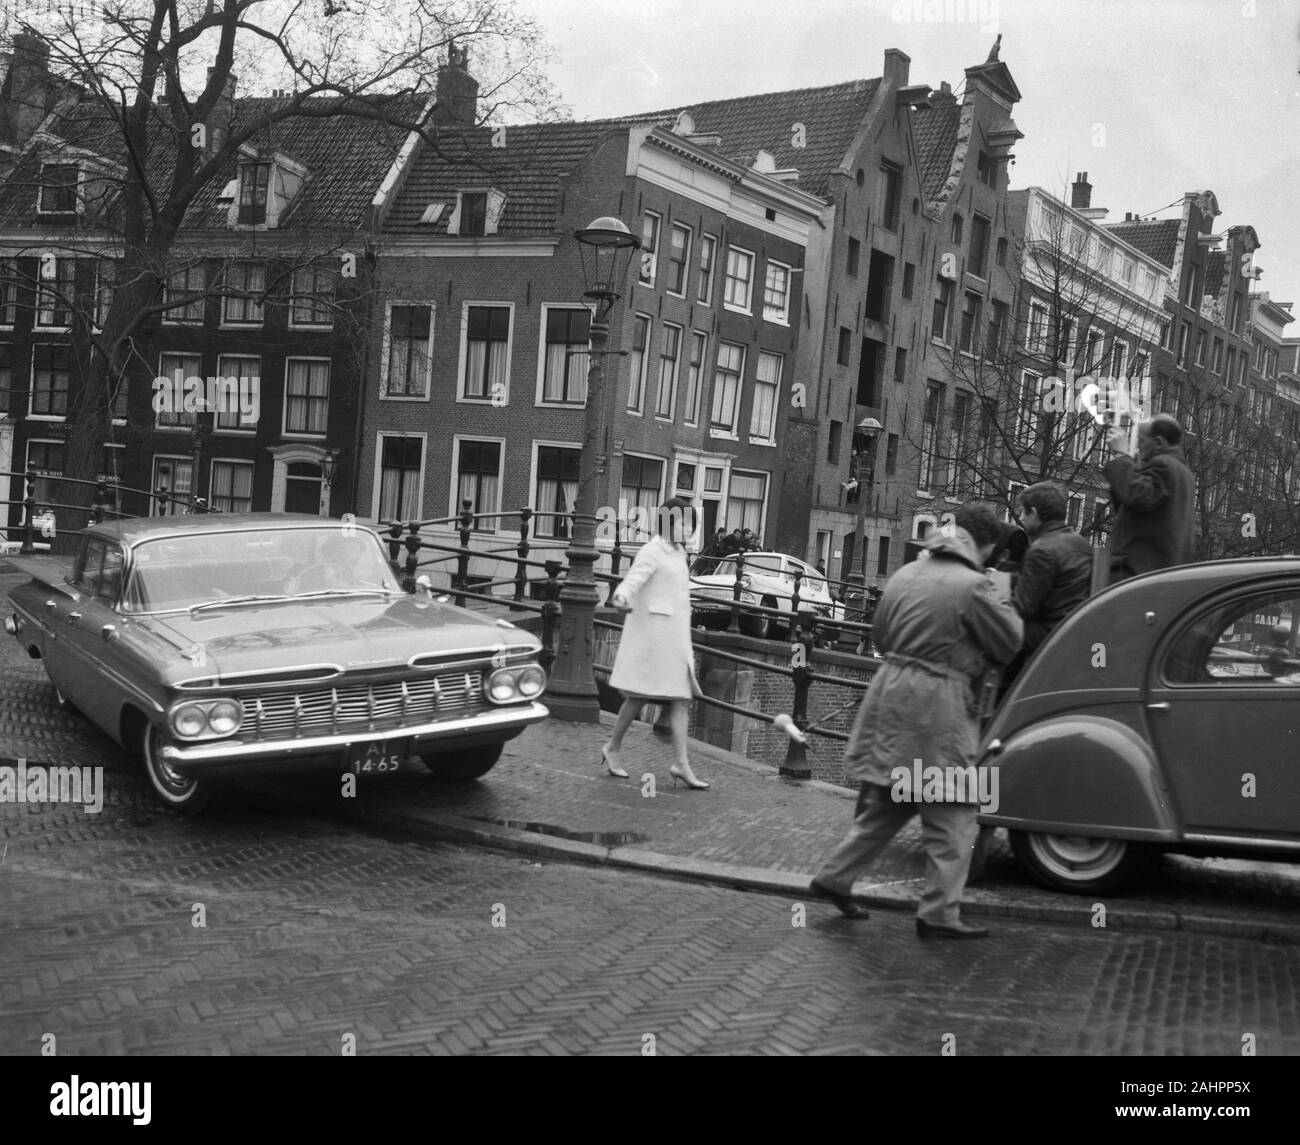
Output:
609,535,696,700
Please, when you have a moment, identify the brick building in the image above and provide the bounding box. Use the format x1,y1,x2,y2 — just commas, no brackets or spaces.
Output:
355,71,824,566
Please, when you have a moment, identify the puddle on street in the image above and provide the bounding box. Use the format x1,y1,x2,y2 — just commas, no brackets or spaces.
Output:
470,817,650,847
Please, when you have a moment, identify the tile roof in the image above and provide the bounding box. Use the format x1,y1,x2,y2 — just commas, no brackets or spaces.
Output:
628,79,880,197
910,97,963,201
0,92,425,232
1103,218,1180,268
1203,249,1225,299
382,118,624,235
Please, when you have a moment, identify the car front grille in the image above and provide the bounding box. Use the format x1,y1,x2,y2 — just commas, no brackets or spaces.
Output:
245,671,486,740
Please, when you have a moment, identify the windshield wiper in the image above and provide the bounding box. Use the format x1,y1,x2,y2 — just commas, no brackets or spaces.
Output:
188,594,294,615
293,588,398,600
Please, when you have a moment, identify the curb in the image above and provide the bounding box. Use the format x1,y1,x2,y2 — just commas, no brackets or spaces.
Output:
241,774,1300,943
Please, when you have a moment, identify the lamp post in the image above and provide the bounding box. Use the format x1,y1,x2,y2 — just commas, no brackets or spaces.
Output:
321,447,341,514
546,216,641,722
851,417,883,579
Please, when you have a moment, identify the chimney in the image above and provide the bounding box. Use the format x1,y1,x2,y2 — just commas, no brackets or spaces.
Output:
8,33,51,147
204,68,237,158
932,80,955,104
434,40,478,127
1071,172,1092,210
883,48,911,88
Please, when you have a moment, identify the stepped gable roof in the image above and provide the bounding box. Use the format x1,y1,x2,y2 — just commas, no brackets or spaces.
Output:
910,97,963,201
630,79,879,197
382,118,622,235
1104,218,1180,268
0,91,424,231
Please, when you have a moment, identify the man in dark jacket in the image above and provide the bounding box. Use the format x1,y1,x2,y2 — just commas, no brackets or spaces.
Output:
809,503,1023,939
1101,414,1195,582
1013,482,1094,658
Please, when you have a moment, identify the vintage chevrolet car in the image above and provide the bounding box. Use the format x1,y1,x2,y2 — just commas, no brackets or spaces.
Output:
689,552,839,639
5,514,549,813
978,557,1300,893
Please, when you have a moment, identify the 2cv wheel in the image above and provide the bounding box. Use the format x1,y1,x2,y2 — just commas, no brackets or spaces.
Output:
140,722,216,814
1009,829,1152,894
420,742,505,781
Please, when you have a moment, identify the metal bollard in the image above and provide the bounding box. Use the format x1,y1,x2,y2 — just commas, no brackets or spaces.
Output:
779,608,816,780
513,507,532,610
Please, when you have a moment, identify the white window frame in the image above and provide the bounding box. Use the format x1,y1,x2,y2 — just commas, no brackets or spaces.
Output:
618,451,666,543
724,469,769,537
697,233,717,306
35,256,75,330
379,300,436,402
456,300,515,406
162,262,205,326
723,245,755,314
748,350,782,444
653,322,682,421
28,342,71,421
639,210,661,286
682,330,707,428
0,256,18,328
535,303,592,407
208,457,256,514
154,350,202,430
449,434,506,534
214,354,261,432
37,162,80,215
528,439,583,541
220,260,266,328
666,222,692,298
281,356,331,439
288,263,335,330
1017,370,1042,449
627,313,652,416
370,432,426,523
762,259,791,325
709,340,745,439
151,453,195,514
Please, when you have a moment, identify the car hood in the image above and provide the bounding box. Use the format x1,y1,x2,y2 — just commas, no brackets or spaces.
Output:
129,594,538,683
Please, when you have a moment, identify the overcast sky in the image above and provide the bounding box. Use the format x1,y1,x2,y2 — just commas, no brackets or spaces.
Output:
517,0,1300,322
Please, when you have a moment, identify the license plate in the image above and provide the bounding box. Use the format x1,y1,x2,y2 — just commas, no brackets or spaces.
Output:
345,738,411,775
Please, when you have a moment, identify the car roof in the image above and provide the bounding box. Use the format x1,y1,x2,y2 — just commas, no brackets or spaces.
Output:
83,513,369,546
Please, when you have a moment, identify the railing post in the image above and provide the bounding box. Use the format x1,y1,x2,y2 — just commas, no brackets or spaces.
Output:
403,522,421,592
386,522,404,579
454,498,474,607
607,531,624,604
513,507,532,611
727,550,746,633
780,607,816,779
19,469,36,554
538,558,562,674
790,566,803,616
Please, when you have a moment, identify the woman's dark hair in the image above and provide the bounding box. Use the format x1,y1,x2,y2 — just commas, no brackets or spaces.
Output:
657,496,698,538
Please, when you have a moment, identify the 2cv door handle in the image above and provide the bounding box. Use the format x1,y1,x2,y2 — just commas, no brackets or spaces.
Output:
1146,702,1170,712
66,611,82,623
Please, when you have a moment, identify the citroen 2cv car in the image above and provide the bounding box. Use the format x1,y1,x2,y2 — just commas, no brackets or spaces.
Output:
978,557,1300,892
5,514,549,813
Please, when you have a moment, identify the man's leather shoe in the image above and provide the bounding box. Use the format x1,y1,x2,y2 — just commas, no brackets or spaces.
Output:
809,878,870,919
916,918,990,939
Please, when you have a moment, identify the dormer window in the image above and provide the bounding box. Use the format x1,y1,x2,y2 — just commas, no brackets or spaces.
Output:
39,163,79,214
238,161,271,225
447,189,505,236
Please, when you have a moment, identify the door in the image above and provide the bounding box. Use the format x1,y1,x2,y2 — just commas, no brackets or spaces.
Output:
57,540,128,733
285,462,324,514
1146,583,1300,838
700,498,718,539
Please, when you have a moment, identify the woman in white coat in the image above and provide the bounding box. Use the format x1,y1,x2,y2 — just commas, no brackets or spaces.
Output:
602,497,709,789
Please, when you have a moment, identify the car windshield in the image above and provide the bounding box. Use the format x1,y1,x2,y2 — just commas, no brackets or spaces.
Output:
122,527,403,613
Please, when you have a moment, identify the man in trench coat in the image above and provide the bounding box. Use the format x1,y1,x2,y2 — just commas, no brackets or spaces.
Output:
810,503,1023,939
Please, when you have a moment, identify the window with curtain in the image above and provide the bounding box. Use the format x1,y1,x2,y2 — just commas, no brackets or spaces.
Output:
618,455,663,541
763,262,790,322
542,307,590,403
0,257,17,325
683,331,706,426
290,264,335,327
36,257,76,327
378,435,422,522
384,304,433,398
31,344,71,417
456,439,501,532
210,460,254,513
725,471,767,535
697,235,716,305
710,341,744,434
222,260,265,325
749,351,781,442
164,263,205,323
654,323,681,418
667,224,691,295
284,359,329,435
462,305,510,400
628,314,650,413
535,446,580,539
156,351,200,427
723,247,754,311
215,355,260,429
152,454,194,514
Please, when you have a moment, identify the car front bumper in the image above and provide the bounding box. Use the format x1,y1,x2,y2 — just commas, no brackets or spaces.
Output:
159,701,549,776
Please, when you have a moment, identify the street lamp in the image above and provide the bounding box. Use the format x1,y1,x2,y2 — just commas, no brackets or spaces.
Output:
546,216,641,722
852,417,883,578
321,447,341,488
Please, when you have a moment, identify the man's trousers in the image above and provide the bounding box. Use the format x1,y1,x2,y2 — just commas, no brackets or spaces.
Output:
814,781,979,925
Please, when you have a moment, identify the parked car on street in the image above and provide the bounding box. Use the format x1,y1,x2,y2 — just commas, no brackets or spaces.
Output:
978,557,1300,893
5,514,549,813
689,551,839,639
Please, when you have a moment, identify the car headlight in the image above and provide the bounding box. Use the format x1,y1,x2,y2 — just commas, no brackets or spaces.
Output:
169,698,244,740
515,665,546,697
487,664,547,704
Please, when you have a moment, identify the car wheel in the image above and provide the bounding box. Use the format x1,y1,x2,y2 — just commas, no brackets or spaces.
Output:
140,722,215,814
1009,829,1151,894
740,598,774,640
420,742,505,781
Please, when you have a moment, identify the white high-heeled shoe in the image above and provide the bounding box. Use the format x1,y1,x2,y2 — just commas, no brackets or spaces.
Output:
669,762,710,790
601,745,628,778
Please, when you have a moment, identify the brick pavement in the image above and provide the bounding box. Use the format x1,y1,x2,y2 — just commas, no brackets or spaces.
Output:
2,792,1297,1056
